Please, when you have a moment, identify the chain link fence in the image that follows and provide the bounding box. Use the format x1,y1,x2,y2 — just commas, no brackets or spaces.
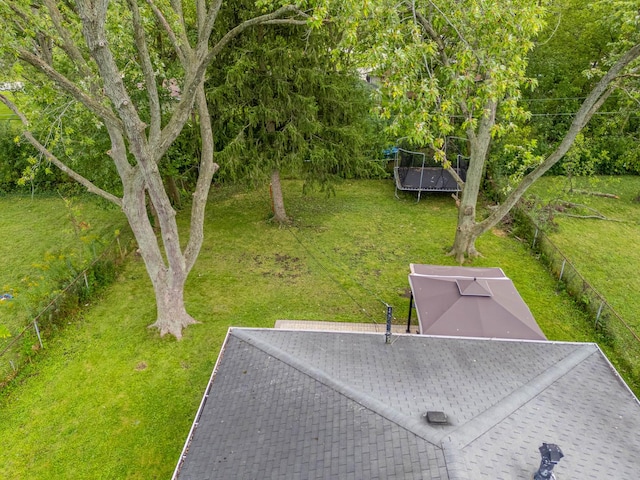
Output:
0,231,132,388
512,205,640,393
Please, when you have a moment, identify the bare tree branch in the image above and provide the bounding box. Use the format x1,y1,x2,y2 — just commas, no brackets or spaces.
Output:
43,0,93,77
170,0,184,20
146,0,189,67
201,0,224,45
203,5,305,66
155,4,307,161
184,85,219,271
426,0,473,52
409,3,477,123
444,163,465,188
586,85,614,117
5,2,31,35
263,19,309,26
17,49,122,130
535,10,562,46
128,0,162,144
0,94,122,206
475,42,640,234
75,0,149,151
104,123,134,181
411,5,448,65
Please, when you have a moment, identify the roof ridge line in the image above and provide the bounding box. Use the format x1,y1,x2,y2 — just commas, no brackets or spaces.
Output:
441,440,471,480
231,329,444,447
439,343,598,449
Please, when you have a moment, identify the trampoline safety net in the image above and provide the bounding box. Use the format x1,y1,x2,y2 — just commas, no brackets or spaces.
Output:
393,146,467,201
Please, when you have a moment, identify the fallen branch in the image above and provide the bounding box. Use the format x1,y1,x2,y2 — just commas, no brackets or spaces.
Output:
571,189,619,199
559,213,625,222
560,213,613,220
552,201,625,222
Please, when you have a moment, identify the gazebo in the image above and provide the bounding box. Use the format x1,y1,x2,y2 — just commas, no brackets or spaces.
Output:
406,264,546,340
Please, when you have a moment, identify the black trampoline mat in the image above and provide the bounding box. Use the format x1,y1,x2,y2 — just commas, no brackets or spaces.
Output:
395,167,459,192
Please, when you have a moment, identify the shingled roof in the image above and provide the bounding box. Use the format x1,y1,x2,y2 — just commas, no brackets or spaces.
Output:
173,328,640,479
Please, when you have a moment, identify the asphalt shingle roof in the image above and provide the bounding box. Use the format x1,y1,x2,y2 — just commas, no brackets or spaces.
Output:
174,328,640,479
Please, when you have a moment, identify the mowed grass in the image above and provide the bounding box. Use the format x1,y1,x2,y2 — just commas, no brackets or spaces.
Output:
0,180,600,479
0,195,123,334
526,176,640,331
0,94,17,119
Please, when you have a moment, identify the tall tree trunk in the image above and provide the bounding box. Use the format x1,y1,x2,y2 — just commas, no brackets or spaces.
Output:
270,170,289,223
146,192,160,233
150,267,196,338
119,167,196,338
449,101,496,262
449,43,640,262
164,174,182,208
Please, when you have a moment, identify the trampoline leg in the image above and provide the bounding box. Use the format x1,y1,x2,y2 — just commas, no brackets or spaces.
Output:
406,293,414,333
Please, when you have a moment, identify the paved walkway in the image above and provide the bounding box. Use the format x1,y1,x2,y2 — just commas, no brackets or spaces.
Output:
274,320,411,334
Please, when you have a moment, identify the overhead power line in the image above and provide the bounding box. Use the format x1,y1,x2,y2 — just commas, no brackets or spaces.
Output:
521,96,590,102
529,111,640,117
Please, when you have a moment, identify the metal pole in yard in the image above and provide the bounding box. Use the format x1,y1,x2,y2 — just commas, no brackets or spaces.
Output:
34,320,44,349
595,301,604,328
532,228,539,249
559,259,566,281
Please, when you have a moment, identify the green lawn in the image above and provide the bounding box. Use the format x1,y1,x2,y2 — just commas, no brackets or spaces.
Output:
0,195,123,334
0,180,607,479
526,175,640,331
0,92,19,122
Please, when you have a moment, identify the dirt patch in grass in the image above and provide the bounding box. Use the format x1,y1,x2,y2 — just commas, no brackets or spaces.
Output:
134,361,148,371
253,253,305,279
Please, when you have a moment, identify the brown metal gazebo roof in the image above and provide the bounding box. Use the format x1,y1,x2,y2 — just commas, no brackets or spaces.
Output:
407,264,546,340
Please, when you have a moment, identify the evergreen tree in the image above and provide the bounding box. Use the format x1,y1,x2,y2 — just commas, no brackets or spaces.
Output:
208,6,385,222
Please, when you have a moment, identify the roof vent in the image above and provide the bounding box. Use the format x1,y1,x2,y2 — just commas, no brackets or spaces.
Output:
456,278,493,297
425,411,448,425
534,443,563,480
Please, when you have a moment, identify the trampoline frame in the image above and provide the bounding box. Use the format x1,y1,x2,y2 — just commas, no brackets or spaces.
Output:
393,146,467,201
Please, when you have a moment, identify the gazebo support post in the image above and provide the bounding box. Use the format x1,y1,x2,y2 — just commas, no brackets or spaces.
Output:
406,293,414,333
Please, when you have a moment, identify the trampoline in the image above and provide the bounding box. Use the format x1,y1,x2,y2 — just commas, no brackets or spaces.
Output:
393,145,468,201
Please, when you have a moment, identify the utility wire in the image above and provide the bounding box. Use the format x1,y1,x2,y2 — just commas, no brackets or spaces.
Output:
529,111,640,117
522,92,630,102
521,96,590,102
448,110,639,119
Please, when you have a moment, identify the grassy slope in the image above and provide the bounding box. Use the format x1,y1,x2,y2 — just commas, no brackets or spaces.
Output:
0,196,119,287
526,176,640,330
0,180,594,479
0,196,121,334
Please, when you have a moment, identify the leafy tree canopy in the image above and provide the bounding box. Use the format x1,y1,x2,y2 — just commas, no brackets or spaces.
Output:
0,0,317,338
